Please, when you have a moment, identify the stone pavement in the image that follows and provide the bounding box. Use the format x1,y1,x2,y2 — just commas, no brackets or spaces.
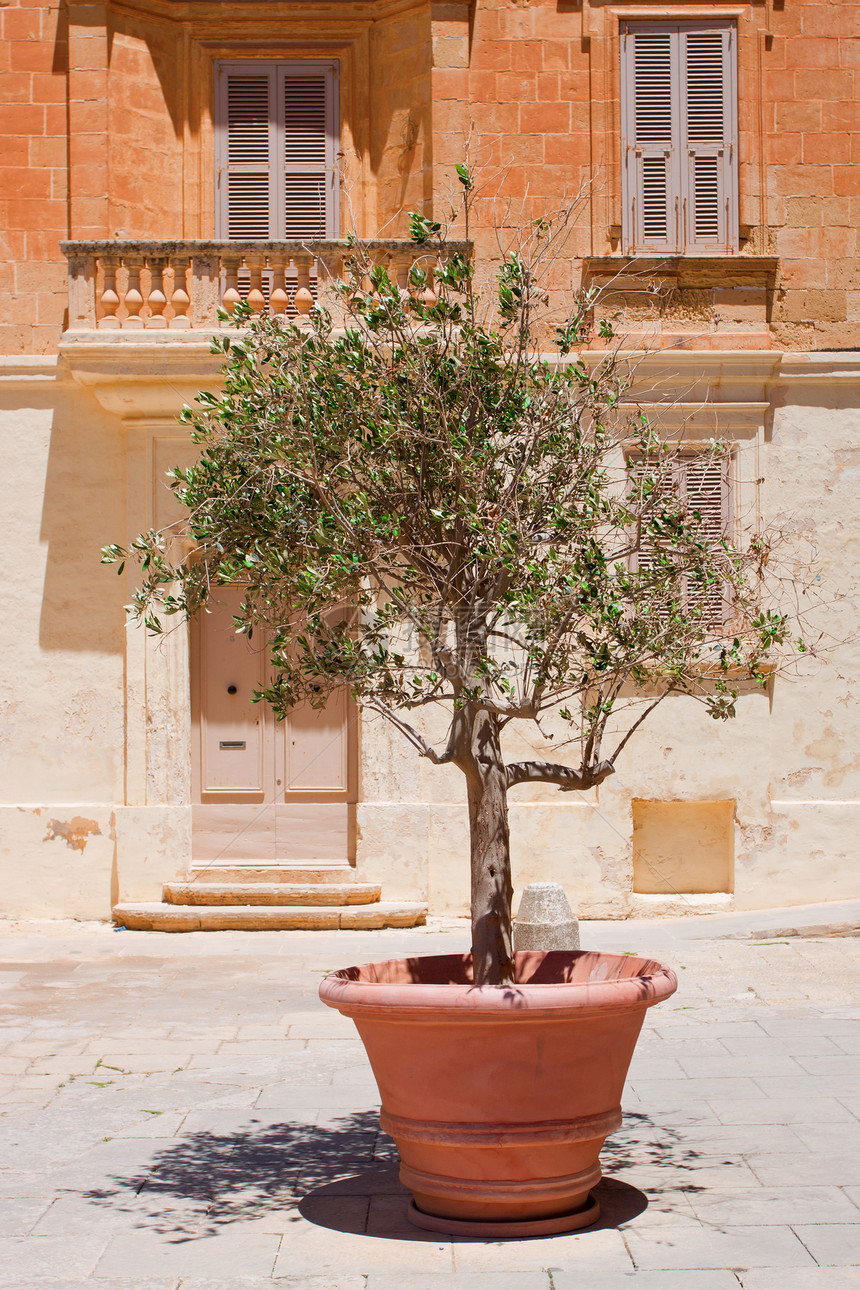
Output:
0,901,859,1290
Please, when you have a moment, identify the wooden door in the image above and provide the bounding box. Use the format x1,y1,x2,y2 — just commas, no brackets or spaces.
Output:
191,590,356,865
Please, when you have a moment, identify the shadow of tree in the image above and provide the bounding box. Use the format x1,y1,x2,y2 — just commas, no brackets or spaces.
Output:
85,1110,388,1240
84,1108,704,1242
603,1110,710,1197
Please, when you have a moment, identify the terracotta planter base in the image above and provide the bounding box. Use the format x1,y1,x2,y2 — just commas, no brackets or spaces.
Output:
320,950,678,1229
407,1193,601,1238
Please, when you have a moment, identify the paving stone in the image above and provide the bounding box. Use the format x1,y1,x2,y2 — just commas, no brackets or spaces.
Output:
367,1276,551,1289
0,1195,54,1236
180,1281,363,1290
254,1084,378,1113
721,1035,845,1058
610,1160,762,1191
10,1281,178,1289
0,1234,110,1284
450,1227,632,1273
792,1123,860,1154
679,1055,806,1078
111,1112,188,1139
792,1223,860,1265
95,1230,282,1279
624,1223,816,1270
626,1057,687,1079
749,1077,860,1099
794,1056,860,1077
271,1214,453,1275
667,1123,806,1155
750,1153,860,1187
551,1274,743,1290
708,1097,857,1125
31,1192,175,1238
689,1186,860,1225
630,1076,767,1103
739,1271,860,1288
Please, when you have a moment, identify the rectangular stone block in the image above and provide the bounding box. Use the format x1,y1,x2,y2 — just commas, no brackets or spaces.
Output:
624,1224,815,1270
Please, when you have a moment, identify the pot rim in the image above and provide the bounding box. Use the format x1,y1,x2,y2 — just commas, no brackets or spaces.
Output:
319,948,678,1018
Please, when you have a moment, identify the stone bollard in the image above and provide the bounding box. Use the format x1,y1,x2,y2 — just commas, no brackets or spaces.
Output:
514,882,580,952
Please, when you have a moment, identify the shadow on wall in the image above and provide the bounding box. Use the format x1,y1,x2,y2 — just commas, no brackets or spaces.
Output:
80,1107,721,1242
34,384,127,654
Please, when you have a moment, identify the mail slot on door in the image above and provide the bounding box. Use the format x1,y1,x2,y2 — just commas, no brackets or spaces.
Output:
219,740,247,749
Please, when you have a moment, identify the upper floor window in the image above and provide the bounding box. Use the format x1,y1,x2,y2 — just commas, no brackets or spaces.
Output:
620,22,738,255
632,451,733,631
215,60,340,240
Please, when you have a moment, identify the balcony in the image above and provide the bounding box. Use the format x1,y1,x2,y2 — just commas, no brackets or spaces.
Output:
60,239,467,332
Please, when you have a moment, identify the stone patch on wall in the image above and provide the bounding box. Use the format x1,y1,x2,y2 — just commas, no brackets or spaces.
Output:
632,799,735,896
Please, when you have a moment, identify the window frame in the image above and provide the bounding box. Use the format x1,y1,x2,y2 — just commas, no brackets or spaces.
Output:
620,20,739,256
629,448,735,634
214,58,341,242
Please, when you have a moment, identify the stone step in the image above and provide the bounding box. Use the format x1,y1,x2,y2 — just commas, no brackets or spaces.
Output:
184,865,358,884
162,881,382,907
113,901,427,932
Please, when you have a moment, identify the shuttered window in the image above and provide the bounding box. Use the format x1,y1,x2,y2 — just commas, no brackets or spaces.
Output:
215,61,339,240
632,452,732,631
621,22,737,254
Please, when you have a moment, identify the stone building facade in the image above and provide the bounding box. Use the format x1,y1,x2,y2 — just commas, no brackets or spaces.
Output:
1,0,858,926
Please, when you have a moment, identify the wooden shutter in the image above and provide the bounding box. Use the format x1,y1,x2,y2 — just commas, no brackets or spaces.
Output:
621,22,736,254
217,68,276,239
631,452,731,632
280,70,336,239
631,457,681,628
216,61,339,241
680,27,737,251
622,28,679,253
682,453,731,630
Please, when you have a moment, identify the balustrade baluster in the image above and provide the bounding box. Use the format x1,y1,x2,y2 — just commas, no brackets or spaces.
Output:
221,255,242,323
392,252,412,299
122,257,144,328
98,257,121,329
419,265,438,308
146,258,168,328
269,257,289,317
246,256,266,316
169,257,191,328
294,255,314,316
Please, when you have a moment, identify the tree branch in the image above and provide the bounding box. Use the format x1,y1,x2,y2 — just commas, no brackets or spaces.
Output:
367,702,456,765
505,759,615,792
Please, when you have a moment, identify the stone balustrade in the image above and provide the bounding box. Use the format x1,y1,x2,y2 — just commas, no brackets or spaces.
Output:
60,240,468,332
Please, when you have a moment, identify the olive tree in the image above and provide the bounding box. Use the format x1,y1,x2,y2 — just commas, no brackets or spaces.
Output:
105,175,799,985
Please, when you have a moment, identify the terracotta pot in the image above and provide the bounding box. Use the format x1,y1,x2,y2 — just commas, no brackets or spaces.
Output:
319,949,677,1237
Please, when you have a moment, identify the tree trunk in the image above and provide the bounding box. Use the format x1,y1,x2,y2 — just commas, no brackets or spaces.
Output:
464,708,515,987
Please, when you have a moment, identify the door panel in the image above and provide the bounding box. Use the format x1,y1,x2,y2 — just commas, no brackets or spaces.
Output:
192,805,279,862
275,803,352,860
197,590,269,799
284,688,350,794
191,589,357,865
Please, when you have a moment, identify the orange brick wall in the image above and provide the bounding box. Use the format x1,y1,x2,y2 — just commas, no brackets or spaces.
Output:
371,5,433,234
429,0,860,349
107,15,185,240
0,0,68,353
1,0,859,354
764,2,860,346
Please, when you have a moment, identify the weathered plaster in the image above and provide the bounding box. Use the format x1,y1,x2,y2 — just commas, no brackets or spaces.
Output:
2,345,860,920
